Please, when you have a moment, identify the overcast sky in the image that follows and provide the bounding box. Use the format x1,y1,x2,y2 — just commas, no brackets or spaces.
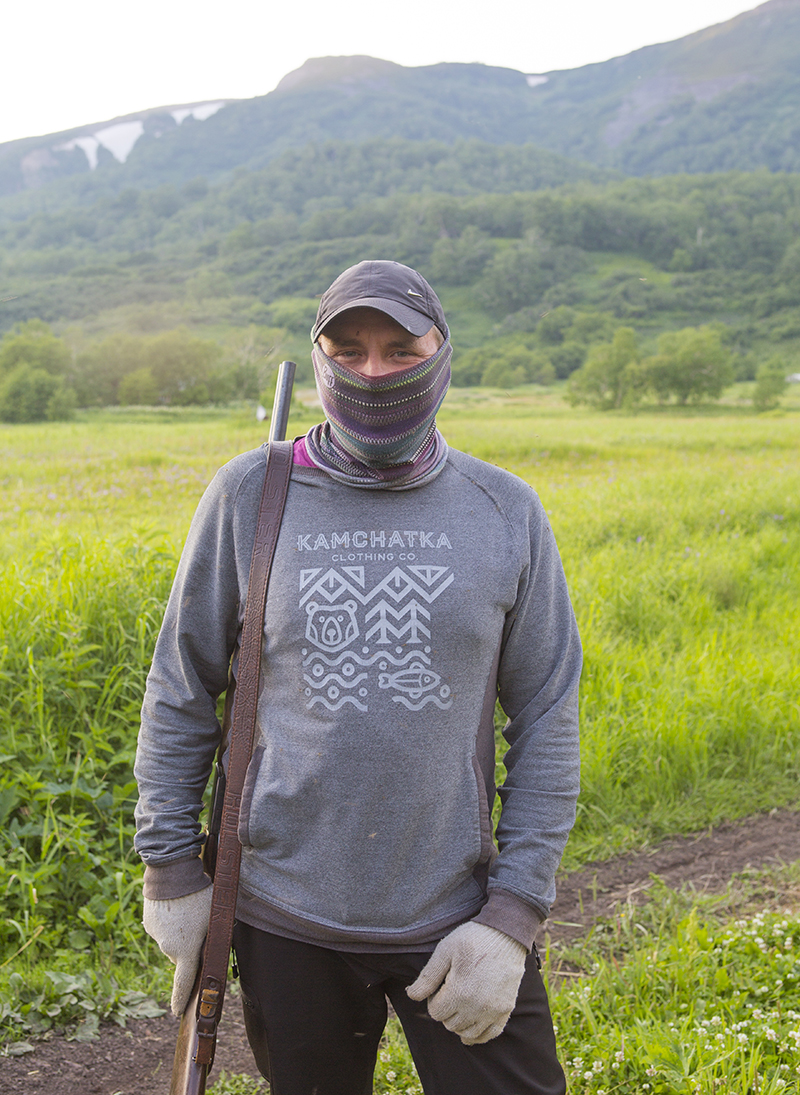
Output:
2,0,760,146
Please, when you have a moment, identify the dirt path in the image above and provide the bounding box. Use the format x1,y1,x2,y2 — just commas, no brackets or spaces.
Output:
3,808,798,1095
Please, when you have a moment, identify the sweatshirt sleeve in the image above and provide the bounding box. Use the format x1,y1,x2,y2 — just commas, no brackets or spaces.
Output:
133,451,266,885
475,493,581,945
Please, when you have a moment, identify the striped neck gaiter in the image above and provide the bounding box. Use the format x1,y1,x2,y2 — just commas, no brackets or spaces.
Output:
303,339,452,490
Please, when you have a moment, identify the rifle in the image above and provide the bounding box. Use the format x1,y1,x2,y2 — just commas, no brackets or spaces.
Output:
170,362,297,1095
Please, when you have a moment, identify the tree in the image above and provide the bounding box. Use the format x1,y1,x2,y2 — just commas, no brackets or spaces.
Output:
0,320,70,376
567,328,645,410
146,328,221,405
451,340,555,387
753,356,789,411
74,333,147,406
476,239,551,317
118,367,159,405
548,340,586,379
217,325,285,401
428,226,494,286
644,326,732,404
0,365,75,423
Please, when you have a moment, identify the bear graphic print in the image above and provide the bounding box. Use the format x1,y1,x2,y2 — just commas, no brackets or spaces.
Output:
299,563,454,712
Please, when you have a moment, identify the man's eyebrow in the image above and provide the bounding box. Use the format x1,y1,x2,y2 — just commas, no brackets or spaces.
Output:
324,333,423,350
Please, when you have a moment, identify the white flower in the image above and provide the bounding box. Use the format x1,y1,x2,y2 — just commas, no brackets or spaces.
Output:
584,1071,594,1080
765,1028,777,1040
386,1071,396,1082
737,1033,748,1044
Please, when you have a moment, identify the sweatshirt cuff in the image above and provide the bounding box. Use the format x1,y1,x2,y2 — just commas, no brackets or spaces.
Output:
142,857,212,901
472,888,544,952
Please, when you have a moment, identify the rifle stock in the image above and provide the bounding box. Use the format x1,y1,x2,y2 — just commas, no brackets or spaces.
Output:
169,363,296,1095
169,967,210,1095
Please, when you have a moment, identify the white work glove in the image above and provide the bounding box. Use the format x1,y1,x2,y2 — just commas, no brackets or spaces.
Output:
406,921,528,1045
142,888,213,1017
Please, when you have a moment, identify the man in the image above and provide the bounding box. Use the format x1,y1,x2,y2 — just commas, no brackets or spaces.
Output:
135,259,581,1095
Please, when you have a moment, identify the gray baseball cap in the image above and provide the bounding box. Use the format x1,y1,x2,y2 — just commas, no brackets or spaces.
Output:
311,260,449,342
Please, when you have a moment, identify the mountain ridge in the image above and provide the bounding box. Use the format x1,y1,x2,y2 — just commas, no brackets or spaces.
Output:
3,0,800,205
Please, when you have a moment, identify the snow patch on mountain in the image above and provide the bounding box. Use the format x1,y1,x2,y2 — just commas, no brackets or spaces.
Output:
52,103,225,171
170,101,225,124
57,121,144,169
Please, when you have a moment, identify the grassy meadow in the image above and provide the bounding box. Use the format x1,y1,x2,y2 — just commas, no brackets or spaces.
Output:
1,386,798,1091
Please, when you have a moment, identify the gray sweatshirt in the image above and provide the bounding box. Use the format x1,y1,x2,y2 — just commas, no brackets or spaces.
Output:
134,445,581,952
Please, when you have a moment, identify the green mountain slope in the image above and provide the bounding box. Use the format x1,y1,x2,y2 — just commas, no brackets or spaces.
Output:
4,152,800,392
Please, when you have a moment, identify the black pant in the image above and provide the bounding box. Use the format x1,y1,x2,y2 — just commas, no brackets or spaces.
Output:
232,922,566,1095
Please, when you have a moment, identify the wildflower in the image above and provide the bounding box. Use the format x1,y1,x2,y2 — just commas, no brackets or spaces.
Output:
380,1052,390,1063
386,1071,396,1082
646,1067,657,1077
584,1071,594,1080
592,1060,603,1073
765,1029,777,1040
614,1050,625,1062
737,1033,748,1044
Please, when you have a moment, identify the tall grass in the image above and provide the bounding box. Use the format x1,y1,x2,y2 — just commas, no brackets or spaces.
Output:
0,531,175,963
0,397,797,1036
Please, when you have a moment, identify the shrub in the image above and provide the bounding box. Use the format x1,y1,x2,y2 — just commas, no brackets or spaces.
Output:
644,326,733,404
753,355,789,411
568,328,645,409
0,365,75,423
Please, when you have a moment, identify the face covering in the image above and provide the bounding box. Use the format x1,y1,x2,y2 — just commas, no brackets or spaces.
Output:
302,338,452,490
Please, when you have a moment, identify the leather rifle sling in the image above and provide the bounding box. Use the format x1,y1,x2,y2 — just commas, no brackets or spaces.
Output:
192,439,293,1065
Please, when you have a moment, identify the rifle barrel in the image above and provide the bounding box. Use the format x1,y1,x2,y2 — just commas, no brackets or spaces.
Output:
268,360,297,443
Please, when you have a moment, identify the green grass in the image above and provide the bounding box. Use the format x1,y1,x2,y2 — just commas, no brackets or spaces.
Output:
207,872,800,1095
0,395,798,1081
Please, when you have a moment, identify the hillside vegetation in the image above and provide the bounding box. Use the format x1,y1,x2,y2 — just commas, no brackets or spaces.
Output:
1,143,800,413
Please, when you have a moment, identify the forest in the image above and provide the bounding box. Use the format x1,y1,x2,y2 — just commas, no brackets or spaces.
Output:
1,139,799,419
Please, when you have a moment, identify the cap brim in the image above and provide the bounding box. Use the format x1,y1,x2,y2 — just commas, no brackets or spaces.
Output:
312,297,441,342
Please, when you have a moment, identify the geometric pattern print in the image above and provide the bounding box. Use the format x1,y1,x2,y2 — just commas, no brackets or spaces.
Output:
299,566,454,713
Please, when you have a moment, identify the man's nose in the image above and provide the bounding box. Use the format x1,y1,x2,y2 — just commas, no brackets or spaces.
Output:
358,351,389,377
